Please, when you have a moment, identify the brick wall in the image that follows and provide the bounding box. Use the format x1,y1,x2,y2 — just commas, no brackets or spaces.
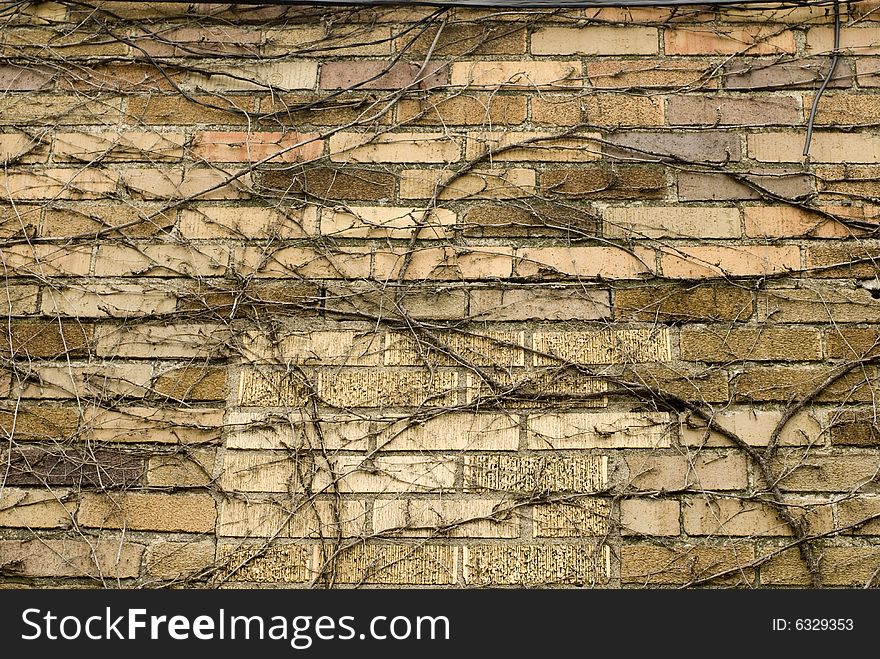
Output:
2,0,880,587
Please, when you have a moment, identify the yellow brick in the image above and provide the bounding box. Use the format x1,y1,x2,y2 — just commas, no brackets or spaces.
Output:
621,499,681,536
85,407,223,444
77,492,217,533
0,244,92,276
218,499,367,538
807,26,880,55
320,206,456,239
683,496,833,536
466,371,609,408
532,26,658,55
322,544,456,585
318,370,462,408
464,544,610,585
40,284,178,317
528,411,674,449
238,369,309,406
242,329,382,366
465,131,601,162
225,411,370,451
376,412,519,451
0,539,143,578
53,131,185,161
604,206,741,239
94,323,224,358
0,95,123,126
373,498,519,537
533,499,610,537
145,540,215,580
450,60,581,87
399,167,536,199
384,330,524,366
119,168,250,200
329,132,460,163
0,487,75,528
627,452,748,491
465,455,607,492
533,328,672,365
216,543,310,583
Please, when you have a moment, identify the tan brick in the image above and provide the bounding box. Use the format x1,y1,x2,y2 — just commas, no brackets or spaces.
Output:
588,59,713,89
397,94,527,126
744,206,853,238
376,246,514,281
373,498,519,538
609,206,740,239
404,23,527,56
0,406,79,440
133,24,260,57
532,26,658,55
681,408,822,447
541,164,667,200
583,94,664,126
53,131,185,162
533,499,610,537
470,287,611,321
182,61,318,92
216,543,310,583
811,93,880,125
626,451,748,491
683,496,833,536
450,61,581,88
265,25,392,56
533,328,671,366
772,450,880,492
11,362,153,399
621,542,754,585
4,27,127,56
758,284,880,324
807,25,880,55
93,244,229,277
531,95,582,126
238,369,309,407
40,284,178,318
0,488,75,528
146,449,216,487
667,95,800,125
758,547,810,585
318,370,461,408
218,500,367,538
750,132,880,163
85,407,223,444
192,131,323,163
40,203,175,238
465,131,601,162
660,245,800,279
827,327,880,359
666,27,797,55
0,95,123,126
385,330,524,367
119,168,250,200
806,243,880,278
0,168,117,200
235,245,373,280
857,58,880,87
464,544,610,586
2,321,93,358
615,284,754,322
320,206,456,239
329,132,459,163
621,499,680,536
528,411,674,450
465,455,607,493
77,492,217,533
154,366,226,402
376,412,519,451
320,61,446,90
0,539,143,578
516,246,655,279
0,133,44,164
0,63,54,91
681,326,822,362
0,243,91,276
399,167,536,200
1,285,39,315
827,408,880,447
179,205,316,239
226,411,370,451
146,540,216,580
326,544,456,585
723,57,853,89
94,323,224,359
243,330,382,366
735,365,880,403
126,95,256,125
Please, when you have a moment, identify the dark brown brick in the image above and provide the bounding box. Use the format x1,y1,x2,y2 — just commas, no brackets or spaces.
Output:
462,202,598,238
678,171,813,201
153,366,226,401
2,321,93,358
681,326,822,362
829,409,880,446
541,165,667,200
320,61,447,90
615,284,754,322
723,57,853,90
667,95,801,126
260,166,396,201
5,447,144,487
606,131,742,163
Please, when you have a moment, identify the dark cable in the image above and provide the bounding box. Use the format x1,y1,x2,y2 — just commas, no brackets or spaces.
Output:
803,0,841,157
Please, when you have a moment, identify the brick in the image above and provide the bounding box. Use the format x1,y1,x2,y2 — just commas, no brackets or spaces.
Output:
531,96,582,126
318,370,461,408
660,245,800,279
465,131,601,162
621,499,680,536
154,366,226,401
857,58,880,87
532,26,658,55
119,168,249,200
0,407,79,440
466,370,609,408
528,411,674,449
0,168,117,200
94,323,224,359
723,57,853,89
667,95,800,125
146,541,216,580
0,95,123,126
829,327,880,359
126,95,256,125
261,166,396,200
265,25,392,56
666,27,796,55
0,133,44,164
464,544,610,586
615,284,754,322
385,330,524,367
735,365,880,403
192,131,322,163
807,26,880,55
0,488,75,528
0,539,143,578
683,496,832,535
320,61,446,90
516,246,655,279
77,492,217,533
54,131,185,162
257,91,393,126
373,498,519,537
4,27,127,56
604,206,740,239
83,407,222,445
376,412,519,451
811,93,880,125
397,94,527,126
40,203,175,238
218,500,367,538
133,25,260,57
216,543,310,583
533,328,671,366
772,450,880,492
744,205,851,238
623,363,731,403
243,329,381,366
2,321,92,358
606,131,741,163
0,63,54,90
816,164,880,197
0,285,39,315
182,61,318,92
541,164,667,200
584,94,664,126
679,171,813,202
587,59,713,89
399,168,535,200
4,447,143,487
0,243,92,277
40,284,178,318
683,407,822,448
758,547,810,585
758,285,880,324
450,61,581,88
327,544,456,585
226,411,370,451
179,205,315,239
329,131,459,163
806,243,880,278
235,245,372,279
838,496,880,534
10,362,153,400
377,246,514,280
146,449,216,487
627,451,748,491
763,546,880,587
828,409,880,447
93,244,228,277
462,202,598,238
470,287,611,321
465,455,607,493
621,542,754,585
239,369,308,407
750,132,880,163
681,326,822,362
532,499,610,537
404,23,527,56
320,206,456,239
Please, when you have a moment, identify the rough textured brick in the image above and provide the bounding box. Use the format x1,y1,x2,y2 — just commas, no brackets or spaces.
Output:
806,243,880,278
758,285,880,324
465,455,607,493
2,321,92,358
397,94,527,126
837,497,880,534
621,499,680,536
77,492,217,532
615,284,754,322
666,27,797,55
216,543,310,583
4,447,143,487
681,326,822,362
588,59,713,89
857,58,880,87
811,94,880,125
261,166,396,200
146,541,216,580
404,23,527,56
626,451,748,491
541,164,666,200
327,544,456,585
532,26,658,55
621,543,755,585
0,95,123,126
126,95,256,125
318,370,461,408
462,201,598,237
533,328,671,365
772,450,880,492
735,365,880,403
154,366,226,402
533,499,610,537
0,488,75,528
146,449,216,487
0,406,79,440
828,409,880,447
464,544,609,585
0,64,54,90
385,330,524,367
399,168,535,200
